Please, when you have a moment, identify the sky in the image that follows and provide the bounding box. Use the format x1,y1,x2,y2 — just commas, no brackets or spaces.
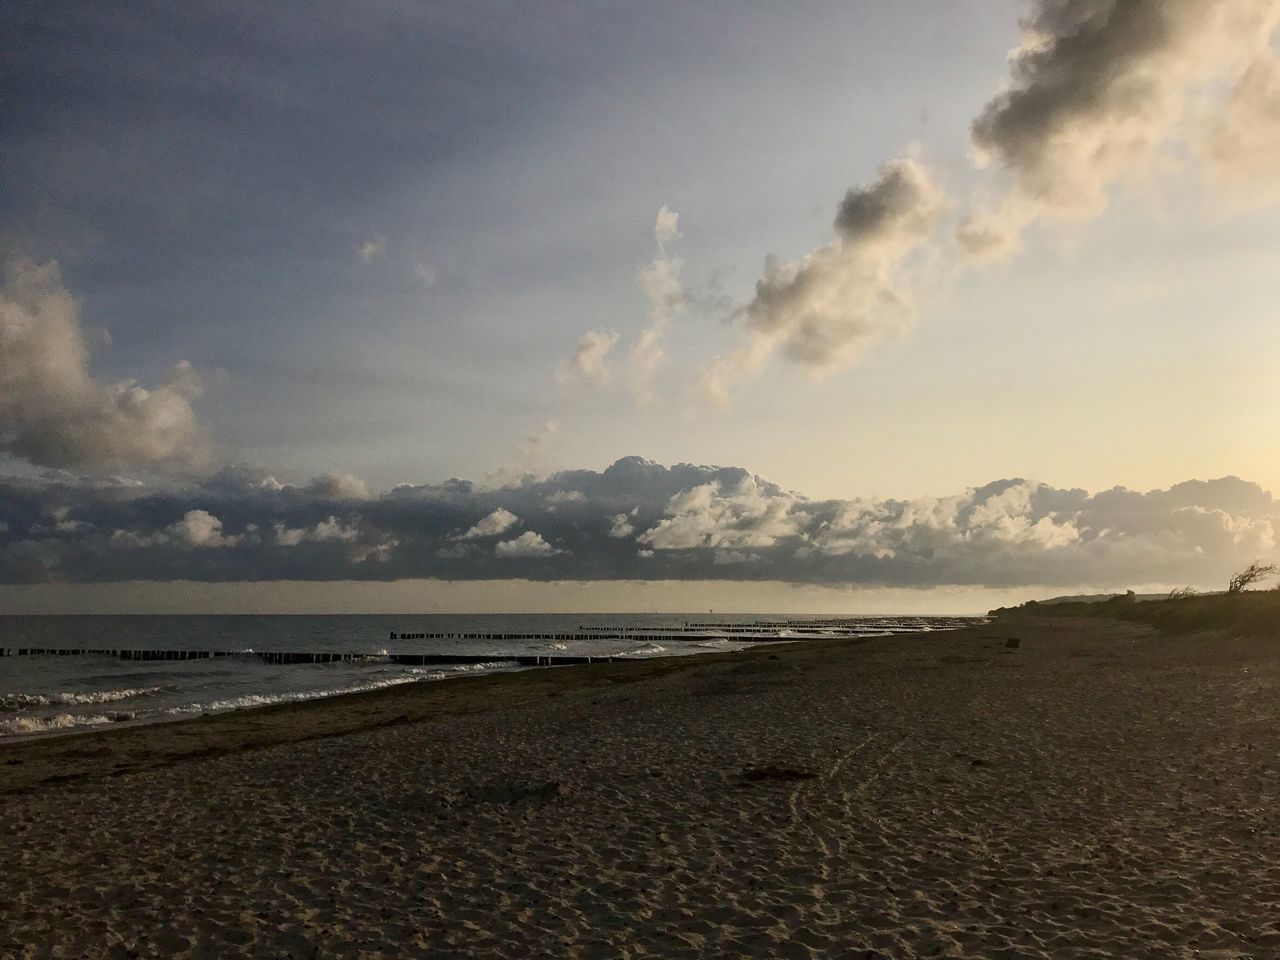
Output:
2,0,1279,613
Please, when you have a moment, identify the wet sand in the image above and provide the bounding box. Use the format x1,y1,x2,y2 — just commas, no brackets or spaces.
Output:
4,616,1279,958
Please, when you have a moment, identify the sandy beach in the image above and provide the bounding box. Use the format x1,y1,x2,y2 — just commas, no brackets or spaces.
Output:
3,615,1279,959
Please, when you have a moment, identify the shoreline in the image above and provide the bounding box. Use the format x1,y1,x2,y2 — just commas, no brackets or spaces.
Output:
0,632,873,796
7,614,1279,958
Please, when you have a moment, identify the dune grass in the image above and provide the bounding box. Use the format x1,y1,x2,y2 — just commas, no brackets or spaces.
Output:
1009,590,1280,639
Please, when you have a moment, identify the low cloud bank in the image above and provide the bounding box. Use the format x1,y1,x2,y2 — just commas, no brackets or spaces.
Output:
1,457,1275,588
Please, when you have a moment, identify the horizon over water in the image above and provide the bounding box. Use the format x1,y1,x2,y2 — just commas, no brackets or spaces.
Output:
0,613,979,738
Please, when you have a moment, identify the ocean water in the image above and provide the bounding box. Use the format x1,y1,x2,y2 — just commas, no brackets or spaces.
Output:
0,613,976,739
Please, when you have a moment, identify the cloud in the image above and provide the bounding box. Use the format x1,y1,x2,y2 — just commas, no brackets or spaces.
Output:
959,0,1280,260
270,514,394,562
627,205,685,404
357,236,387,262
0,458,1276,588
0,259,211,472
459,507,519,540
274,516,361,546
113,509,240,550
700,159,944,405
494,530,561,558
168,510,241,548
1205,47,1280,202
556,330,619,386
637,476,804,550
306,471,370,501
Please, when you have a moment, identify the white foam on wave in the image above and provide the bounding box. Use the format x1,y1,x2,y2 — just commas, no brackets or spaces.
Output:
0,713,117,736
406,660,520,680
165,674,422,716
163,661,520,717
624,644,667,656
0,686,165,711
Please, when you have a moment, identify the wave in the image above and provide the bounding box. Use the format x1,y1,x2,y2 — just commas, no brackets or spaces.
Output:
0,686,165,712
161,662,519,717
0,712,119,736
406,660,520,680
624,644,667,656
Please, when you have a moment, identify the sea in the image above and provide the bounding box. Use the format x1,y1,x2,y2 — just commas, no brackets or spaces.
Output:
0,613,978,739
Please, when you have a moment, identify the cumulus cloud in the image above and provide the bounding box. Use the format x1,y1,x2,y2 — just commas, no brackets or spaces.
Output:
0,259,211,472
959,0,1280,259
306,471,370,500
701,159,944,405
114,510,240,550
628,205,685,404
638,476,805,550
274,515,362,547
608,512,635,539
459,508,519,540
556,330,619,386
0,458,1276,588
168,510,240,548
494,531,561,558
682,3,1280,402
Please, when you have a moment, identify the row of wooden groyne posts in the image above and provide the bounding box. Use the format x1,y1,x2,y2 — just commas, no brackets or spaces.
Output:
0,647,650,667
0,625,792,668
389,618,978,641
0,619,980,668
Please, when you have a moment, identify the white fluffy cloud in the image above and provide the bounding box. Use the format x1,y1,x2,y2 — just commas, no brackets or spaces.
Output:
306,471,370,500
638,476,806,550
0,259,211,472
701,159,944,405
271,514,394,562
960,0,1280,259
459,508,519,540
494,530,561,558
274,516,362,546
608,512,635,539
684,2,1280,408
114,510,240,550
169,510,240,548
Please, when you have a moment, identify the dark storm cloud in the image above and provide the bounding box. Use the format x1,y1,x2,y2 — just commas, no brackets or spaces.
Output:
1,457,1275,588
